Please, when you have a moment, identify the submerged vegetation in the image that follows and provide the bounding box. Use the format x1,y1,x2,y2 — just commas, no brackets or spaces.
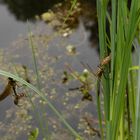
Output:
0,0,140,140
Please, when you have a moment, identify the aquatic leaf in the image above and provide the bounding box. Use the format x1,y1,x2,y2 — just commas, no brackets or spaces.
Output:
66,45,76,55
41,11,55,22
62,70,73,84
28,128,39,140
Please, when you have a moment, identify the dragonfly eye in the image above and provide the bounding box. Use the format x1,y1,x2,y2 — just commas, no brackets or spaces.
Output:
8,77,12,80
8,77,16,83
8,77,15,81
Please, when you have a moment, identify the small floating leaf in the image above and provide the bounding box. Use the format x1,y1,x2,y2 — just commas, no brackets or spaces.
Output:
62,70,73,84
66,45,76,55
41,11,55,22
28,128,39,140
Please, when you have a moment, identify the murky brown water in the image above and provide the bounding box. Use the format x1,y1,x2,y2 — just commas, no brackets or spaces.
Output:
0,1,101,140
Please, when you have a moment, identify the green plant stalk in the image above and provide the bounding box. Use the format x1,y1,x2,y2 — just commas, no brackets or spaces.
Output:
112,51,131,140
97,0,110,124
110,0,117,92
127,70,137,139
27,90,49,139
128,69,136,138
28,24,48,138
0,70,83,140
110,0,126,137
28,26,41,90
119,104,124,140
96,80,104,140
110,0,140,139
134,48,140,140
126,83,131,140
96,1,112,140
96,0,140,139
63,0,78,25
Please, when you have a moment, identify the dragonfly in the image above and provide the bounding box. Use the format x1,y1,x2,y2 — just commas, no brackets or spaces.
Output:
0,78,17,101
66,53,111,100
96,53,111,78
82,53,111,78
0,77,26,106
81,53,111,95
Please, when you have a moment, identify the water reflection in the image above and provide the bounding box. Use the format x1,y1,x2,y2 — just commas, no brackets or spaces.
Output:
0,0,99,49
0,0,64,21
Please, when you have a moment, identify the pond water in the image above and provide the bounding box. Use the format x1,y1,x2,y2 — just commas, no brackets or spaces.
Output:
0,1,101,140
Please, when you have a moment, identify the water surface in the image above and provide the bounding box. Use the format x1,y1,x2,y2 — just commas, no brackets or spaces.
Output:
0,1,100,140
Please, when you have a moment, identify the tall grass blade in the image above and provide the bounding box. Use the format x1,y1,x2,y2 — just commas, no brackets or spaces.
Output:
28,24,41,90
27,23,49,138
135,47,140,140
